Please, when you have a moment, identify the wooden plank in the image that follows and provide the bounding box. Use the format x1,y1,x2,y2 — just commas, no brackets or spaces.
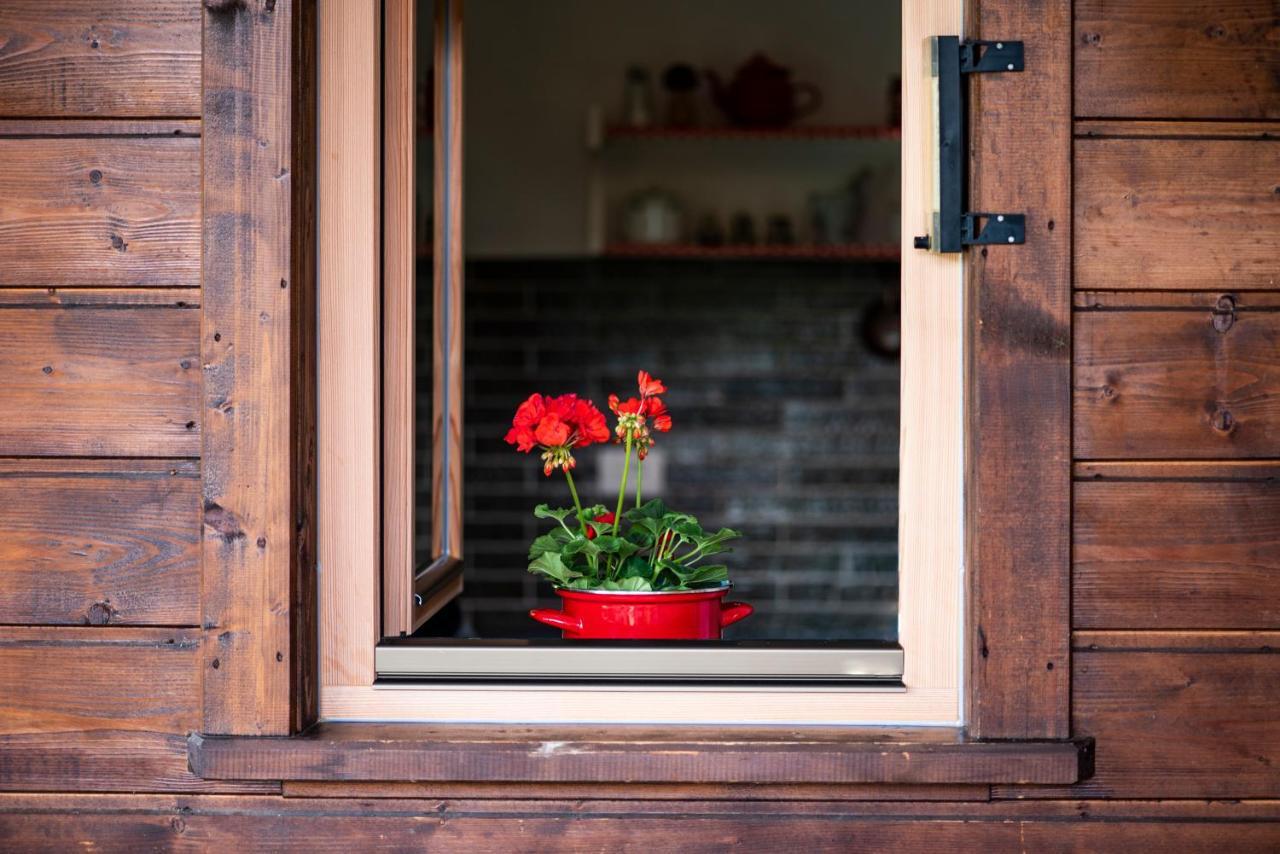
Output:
1075,460,1280,480
1075,138,1280,290
0,627,198,734
998,632,1280,799
0,1,200,118
965,0,1072,738
0,459,199,626
382,0,415,637
283,780,991,802
0,137,200,287
202,0,317,736
1075,290,1280,310
1075,309,1280,459
0,287,197,308
1076,119,1280,140
317,0,380,689
0,306,199,457
1075,0,1280,120
3,795,1279,851
0,119,200,137
188,723,1089,785
0,731,278,794
1075,474,1280,629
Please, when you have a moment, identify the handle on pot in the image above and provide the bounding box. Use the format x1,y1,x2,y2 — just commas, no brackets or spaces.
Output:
529,609,584,632
720,601,754,628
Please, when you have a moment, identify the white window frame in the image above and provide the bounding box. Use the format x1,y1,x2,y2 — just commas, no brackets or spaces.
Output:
317,0,965,725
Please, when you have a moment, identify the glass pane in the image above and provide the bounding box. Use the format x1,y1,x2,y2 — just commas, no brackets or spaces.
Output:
416,0,901,642
413,4,434,571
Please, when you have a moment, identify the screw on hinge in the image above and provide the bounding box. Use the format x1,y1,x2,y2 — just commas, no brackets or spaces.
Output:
1212,295,1236,332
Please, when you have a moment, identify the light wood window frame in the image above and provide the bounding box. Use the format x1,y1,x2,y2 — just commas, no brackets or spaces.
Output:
319,0,966,725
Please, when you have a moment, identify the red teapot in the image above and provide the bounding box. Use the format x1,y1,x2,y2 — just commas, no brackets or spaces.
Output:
704,54,822,128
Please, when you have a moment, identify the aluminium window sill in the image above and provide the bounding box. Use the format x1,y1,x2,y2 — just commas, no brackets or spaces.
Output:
188,723,1093,786
375,638,905,688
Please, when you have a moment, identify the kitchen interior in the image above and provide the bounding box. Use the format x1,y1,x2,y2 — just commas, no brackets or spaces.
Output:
415,0,903,640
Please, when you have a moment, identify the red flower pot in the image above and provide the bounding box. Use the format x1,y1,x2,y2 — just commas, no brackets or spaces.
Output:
529,583,753,640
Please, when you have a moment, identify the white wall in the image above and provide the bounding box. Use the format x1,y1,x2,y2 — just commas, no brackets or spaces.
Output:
464,0,901,256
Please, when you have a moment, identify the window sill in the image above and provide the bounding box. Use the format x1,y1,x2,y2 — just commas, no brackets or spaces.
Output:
188,724,1092,786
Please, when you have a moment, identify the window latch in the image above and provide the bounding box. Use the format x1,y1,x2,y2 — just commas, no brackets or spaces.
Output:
913,37,1025,253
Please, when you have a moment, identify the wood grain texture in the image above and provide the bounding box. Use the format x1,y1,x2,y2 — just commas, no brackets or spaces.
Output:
1076,119,1280,141
1074,309,1280,459
0,119,200,137
998,632,1280,799
0,627,198,734
965,0,1072,738
382,0,416,638
0,137,200,287
282,780,991,802
0,306,199,457
189,723,1087,785
1075,138,1280,290
202,0,317,736
1075,0,1280,119
317,0,380,691
3,795,1279,852
0,459,199,626
1075,466,1280,629
0,287,198,308
0,1,200,118
0,731,278,794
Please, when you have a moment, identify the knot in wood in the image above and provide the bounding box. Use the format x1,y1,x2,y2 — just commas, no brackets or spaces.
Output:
85,601,116,626
1212,295,1236,333
1211,407,1235,434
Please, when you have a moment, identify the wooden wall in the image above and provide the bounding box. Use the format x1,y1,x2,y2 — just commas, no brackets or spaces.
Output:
1,0,1278,848
0,1,278,797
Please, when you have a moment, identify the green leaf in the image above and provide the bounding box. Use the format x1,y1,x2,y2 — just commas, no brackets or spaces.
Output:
528,533,564,560
681,564,729,585
674,519,704,539
527,552,581,585
591,536,639,560
625,528,654,549
628,498,668,520
534,504,574,524
616,555,651,580
562,536,599,560
615,576,651,591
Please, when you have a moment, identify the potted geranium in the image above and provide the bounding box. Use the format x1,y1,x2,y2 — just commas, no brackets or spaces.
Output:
504,371,752,639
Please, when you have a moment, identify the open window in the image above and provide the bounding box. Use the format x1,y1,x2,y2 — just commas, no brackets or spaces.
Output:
319,0,964,724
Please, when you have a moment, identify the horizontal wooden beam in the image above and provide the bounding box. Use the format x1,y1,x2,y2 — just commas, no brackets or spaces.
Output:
189,723,1090,785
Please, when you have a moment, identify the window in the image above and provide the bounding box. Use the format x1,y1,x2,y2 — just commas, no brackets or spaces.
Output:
319,0,964,724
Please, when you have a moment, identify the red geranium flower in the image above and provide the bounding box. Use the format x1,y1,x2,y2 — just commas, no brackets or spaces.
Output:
608,371,672,459
505,393,609,475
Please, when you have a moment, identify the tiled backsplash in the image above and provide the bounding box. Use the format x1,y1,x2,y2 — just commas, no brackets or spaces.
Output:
417,258,899,640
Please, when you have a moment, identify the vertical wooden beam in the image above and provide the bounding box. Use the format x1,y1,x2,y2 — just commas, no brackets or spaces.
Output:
899,0,965,725
202,0,317,735
318,0,381,688
383,0,417,637
965,0,1072,737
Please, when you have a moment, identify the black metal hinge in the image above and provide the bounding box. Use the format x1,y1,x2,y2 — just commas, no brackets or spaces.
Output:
914,37,1025,253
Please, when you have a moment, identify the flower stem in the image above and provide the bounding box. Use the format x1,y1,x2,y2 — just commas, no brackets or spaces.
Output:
563,469,588,537
634,457,644,508
613,435,632,539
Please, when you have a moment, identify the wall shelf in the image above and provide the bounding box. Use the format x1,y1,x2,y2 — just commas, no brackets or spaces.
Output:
602,242,900,262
